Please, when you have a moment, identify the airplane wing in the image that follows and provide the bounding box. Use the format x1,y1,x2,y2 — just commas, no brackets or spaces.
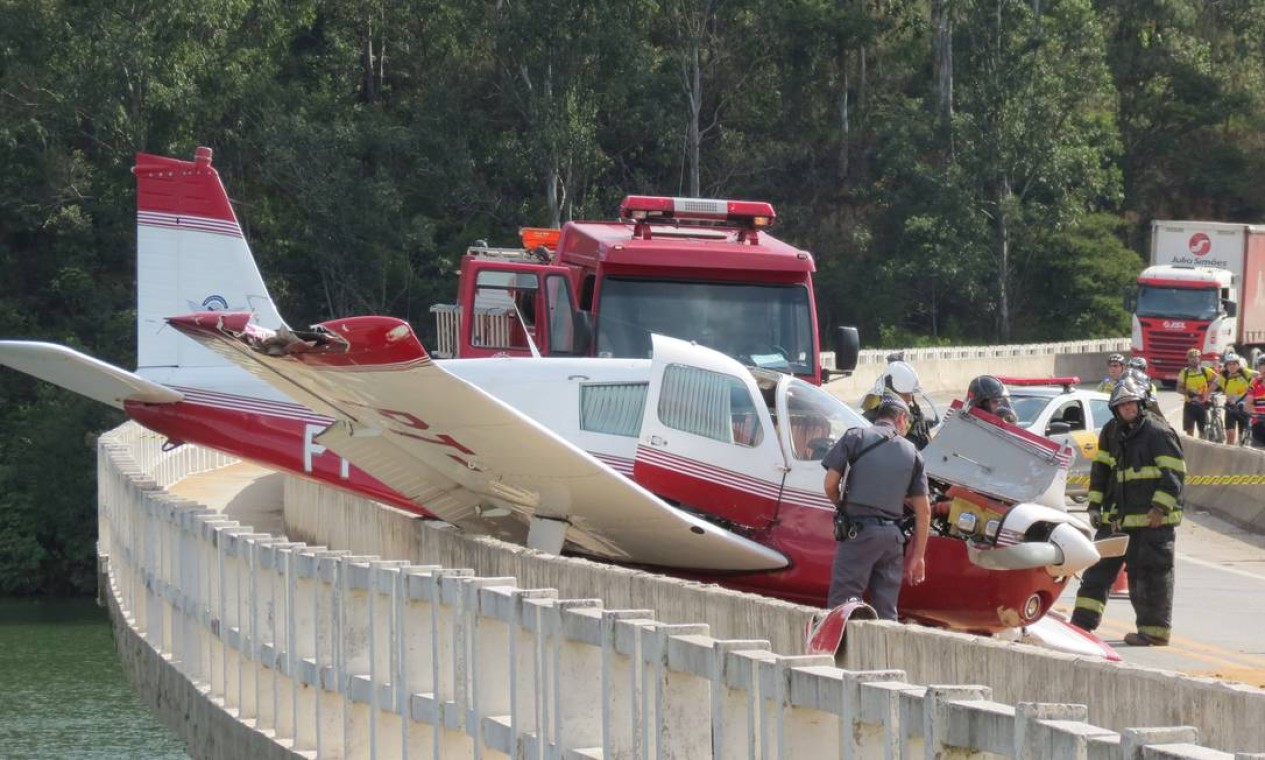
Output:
167,311,788,572
0,341,183,408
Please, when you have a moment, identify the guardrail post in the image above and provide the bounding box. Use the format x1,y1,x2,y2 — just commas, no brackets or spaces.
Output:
923,685,992,759
640,622,709,759
1013,702,1112,759
839,669,907,759
757,654,834,759
1120,727,1201,759
709,639,771,760
598,609,654,759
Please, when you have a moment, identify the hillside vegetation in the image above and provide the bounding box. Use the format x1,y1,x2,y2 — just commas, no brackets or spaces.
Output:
3,0,1263,593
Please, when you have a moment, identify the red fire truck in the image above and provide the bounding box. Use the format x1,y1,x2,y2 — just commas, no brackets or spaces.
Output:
430,195,857,384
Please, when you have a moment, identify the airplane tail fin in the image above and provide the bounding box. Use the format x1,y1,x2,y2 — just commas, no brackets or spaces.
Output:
134,148,286,379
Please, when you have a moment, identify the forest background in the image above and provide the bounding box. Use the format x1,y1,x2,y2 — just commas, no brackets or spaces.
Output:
3,0,1265,594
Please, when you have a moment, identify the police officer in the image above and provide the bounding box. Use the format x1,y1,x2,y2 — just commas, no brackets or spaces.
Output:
821,394,931,618
1070,376,1185,646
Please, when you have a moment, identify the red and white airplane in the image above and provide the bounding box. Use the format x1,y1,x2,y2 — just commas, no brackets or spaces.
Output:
0,148,1123,657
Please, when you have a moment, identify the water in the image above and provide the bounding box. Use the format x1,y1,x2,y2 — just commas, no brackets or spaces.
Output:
0,599,188,760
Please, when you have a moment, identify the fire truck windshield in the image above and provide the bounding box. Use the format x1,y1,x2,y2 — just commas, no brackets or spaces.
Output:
595,278,815,375
1136,285,1219,321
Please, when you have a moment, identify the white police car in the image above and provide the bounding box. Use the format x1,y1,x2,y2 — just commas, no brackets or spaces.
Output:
1001,377,1111,497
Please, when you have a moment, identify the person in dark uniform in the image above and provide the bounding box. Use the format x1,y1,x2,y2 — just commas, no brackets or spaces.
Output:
1070,376,1185,646
964,374,1019,424
821,394,931,619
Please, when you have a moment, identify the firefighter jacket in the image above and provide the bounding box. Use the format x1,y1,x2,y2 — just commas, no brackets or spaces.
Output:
1087,413,1185,528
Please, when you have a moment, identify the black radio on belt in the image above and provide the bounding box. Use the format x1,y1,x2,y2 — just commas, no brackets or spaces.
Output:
833,509,858,542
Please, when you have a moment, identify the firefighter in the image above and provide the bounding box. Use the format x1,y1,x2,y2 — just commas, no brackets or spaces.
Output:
964,374,1018,424
1216,352,1256,445
1096,353,1126,394
1176,348,1217,437
1070,376,1184,646
860,359,934,449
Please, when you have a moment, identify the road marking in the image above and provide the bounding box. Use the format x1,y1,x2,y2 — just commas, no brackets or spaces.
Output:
1178,552,1265,583
1092,616,1265,670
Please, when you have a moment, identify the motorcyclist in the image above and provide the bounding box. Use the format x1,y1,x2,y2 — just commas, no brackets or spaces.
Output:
1096,353,1126,394
1216,352,1255,445
965,374,1018,424
1176,348,1216,437
860,358,934,449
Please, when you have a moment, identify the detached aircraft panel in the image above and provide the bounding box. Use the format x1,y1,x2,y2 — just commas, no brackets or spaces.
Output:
168,311,788,572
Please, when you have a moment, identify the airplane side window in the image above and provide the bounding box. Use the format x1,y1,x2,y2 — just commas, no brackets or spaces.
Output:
658,365,763,447
579,382,648,437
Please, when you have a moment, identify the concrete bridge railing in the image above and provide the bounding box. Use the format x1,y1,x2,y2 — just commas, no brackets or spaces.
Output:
98,422,1260,759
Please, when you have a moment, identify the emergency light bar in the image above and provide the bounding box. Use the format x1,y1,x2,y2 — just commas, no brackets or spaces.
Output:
997,376,1081,393
619,196,776,228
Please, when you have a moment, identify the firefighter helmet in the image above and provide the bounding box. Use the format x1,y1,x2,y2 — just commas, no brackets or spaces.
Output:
966,375,1009,407
1109,376,1148,410
1128,356,1148,372
883,361,921,395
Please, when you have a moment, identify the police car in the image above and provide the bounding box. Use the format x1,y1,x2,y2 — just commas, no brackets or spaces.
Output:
1000,377,1111,497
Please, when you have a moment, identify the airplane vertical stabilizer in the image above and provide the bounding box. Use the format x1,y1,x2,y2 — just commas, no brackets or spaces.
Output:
134,148,286,377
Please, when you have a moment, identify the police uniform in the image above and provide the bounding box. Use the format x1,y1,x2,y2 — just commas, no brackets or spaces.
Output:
821,419,928,618
1070,396,1184,645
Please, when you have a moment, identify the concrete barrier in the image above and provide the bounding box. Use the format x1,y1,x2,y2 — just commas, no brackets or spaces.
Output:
1182,437,1265,533
283,476,1265,755
825,338,1129,399
97,422,1252,759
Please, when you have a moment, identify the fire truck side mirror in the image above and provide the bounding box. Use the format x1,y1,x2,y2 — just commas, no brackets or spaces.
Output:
834,326,860,373
1122,286,1137,313
1223,299,1238,318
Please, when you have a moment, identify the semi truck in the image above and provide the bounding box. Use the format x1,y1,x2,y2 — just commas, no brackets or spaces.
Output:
430,195,857,385
1130,220,1265,381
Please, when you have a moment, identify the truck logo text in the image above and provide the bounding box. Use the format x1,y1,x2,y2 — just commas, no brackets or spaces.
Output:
1162,320,1188,329
1189,233,1212,257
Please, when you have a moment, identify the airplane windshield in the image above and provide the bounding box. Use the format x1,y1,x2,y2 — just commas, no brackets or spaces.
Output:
782,378,869,460
1136,285,1219,320
595,277,816,376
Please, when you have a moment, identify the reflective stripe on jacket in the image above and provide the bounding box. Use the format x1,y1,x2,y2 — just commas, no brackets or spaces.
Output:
1087,413,1184,526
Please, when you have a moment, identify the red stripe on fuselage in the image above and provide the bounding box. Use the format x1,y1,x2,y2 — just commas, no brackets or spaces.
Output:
123,398,430,516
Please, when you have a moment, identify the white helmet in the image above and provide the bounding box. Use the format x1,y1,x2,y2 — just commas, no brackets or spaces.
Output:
884,361,921,394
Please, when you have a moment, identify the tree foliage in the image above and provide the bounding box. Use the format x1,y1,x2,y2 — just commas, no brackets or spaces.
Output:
4,0,1265,592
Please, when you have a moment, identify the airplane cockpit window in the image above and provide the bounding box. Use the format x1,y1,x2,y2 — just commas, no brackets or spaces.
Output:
659,364,764,447
580,382,648,437
784,378,868,460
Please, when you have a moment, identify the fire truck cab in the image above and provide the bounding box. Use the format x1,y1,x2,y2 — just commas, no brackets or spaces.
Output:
431,195,856,385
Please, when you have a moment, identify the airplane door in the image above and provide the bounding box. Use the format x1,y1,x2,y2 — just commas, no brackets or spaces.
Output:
633,335,786,528
776,375,872,510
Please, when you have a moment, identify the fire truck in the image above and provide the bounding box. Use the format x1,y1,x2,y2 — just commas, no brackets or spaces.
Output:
430,195,857,384
1130,221,1265,381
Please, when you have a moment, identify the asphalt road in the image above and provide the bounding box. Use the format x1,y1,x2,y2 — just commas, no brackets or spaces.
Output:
923,384,1265,686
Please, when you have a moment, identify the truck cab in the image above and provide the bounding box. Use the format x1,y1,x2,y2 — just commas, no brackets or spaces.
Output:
1130,265,1237,381
432,195,851,385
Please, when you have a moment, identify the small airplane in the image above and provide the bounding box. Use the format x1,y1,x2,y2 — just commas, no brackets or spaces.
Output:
0,148,1123,658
